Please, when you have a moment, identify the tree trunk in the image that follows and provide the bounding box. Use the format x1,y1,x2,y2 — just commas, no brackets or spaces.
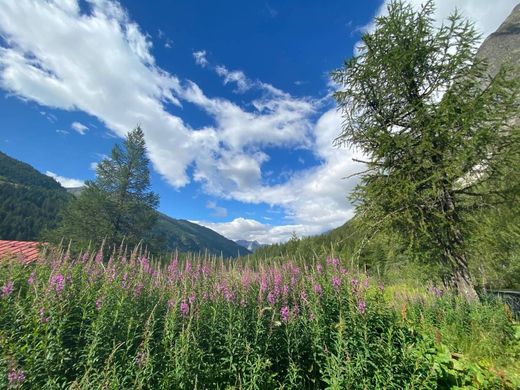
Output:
442,247,479,301
441,190,479,301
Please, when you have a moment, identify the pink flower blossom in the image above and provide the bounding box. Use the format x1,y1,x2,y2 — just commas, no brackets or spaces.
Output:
357,300,366,314
95,298,103,311
7,368,25,386
180,300,189,316
280,306,290,322
267,291,277,305
27,272,35,286
332,276,341,291
313,283,322,296
50,274,65,294
1,280,14,298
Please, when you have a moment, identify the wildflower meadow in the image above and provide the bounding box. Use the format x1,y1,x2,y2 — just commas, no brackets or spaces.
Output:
1,249,518,389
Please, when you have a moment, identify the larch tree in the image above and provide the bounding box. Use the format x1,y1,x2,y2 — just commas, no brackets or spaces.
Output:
52,126,159,250
332,0,519,299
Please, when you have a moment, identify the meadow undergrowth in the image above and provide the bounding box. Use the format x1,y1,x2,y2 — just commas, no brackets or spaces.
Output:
0,250,517,389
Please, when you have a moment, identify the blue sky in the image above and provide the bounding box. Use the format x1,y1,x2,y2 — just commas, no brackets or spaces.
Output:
0,0,517,243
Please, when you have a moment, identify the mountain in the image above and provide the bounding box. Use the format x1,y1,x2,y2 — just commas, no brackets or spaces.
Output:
0,150,249,257
0,151,71,240
154,214,250,258
476,3,520,78
235,239,263,252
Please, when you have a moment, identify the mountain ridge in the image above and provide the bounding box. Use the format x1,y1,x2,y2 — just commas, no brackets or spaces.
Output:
0,150,249,257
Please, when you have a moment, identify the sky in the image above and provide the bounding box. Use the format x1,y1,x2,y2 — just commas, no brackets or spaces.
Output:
0,0,517,244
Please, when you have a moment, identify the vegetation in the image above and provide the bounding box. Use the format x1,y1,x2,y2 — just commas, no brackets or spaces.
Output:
0,148,248,257
0,151,71,240
1,251,518,389
47,127,159,250
331,1,520,299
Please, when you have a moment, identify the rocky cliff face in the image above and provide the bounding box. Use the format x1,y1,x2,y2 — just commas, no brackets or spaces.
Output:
477,3,520,77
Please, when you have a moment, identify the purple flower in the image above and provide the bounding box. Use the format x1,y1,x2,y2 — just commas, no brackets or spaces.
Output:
316,264,323,274
95,298,103,311
180,300,189,316
1,280,14,298
7,368,25,386
280,305,290,322
95,251,103,263
312,283,322,296
357,300,366,315
27,272,35,286
332,276,341,291
267,291,277,306
50,274,65,294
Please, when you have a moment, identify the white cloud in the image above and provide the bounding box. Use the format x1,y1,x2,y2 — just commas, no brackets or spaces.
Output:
362,0,518,45
215,65,252,92
206,200,228,218
71,121,88,135
193,50,208,67
197,218,305,245
45,170,84,188
0,0,514,244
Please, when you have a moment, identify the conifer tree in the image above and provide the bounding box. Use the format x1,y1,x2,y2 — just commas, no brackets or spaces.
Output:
51,126,159,250
332,0,519,299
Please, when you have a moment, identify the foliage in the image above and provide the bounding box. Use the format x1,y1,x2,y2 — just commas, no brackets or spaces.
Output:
331,0,520,298
0,252,518,389
0,151,71,240
48,127,159,250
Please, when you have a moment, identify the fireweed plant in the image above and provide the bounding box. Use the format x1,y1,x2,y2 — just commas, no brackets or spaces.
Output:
0,250,517,389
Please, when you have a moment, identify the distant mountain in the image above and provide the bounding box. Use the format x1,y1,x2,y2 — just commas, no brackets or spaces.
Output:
235,239,263,252
154,214,250,258
0,151,71,240
476,3,520,78
0,150,249,257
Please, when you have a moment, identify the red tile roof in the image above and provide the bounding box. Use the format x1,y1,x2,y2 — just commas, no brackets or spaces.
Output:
0,240,46,264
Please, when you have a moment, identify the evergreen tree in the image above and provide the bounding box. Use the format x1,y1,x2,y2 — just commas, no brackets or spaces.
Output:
51,126,159,249
332,1,519,299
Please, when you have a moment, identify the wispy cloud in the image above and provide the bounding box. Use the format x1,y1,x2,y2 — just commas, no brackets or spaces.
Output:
206,200,228,218
71,121,88,135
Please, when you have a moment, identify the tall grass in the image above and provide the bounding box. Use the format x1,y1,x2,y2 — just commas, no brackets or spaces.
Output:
0,250,517,389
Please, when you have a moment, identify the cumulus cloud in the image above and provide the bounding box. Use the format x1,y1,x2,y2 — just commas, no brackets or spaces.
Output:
0,0,514,243
45,170,84,188
71,121,88,135
197,217,306,245
363,0,518,43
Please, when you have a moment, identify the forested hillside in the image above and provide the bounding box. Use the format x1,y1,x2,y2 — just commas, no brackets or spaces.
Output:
0,151,71,240
0,150,249,257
